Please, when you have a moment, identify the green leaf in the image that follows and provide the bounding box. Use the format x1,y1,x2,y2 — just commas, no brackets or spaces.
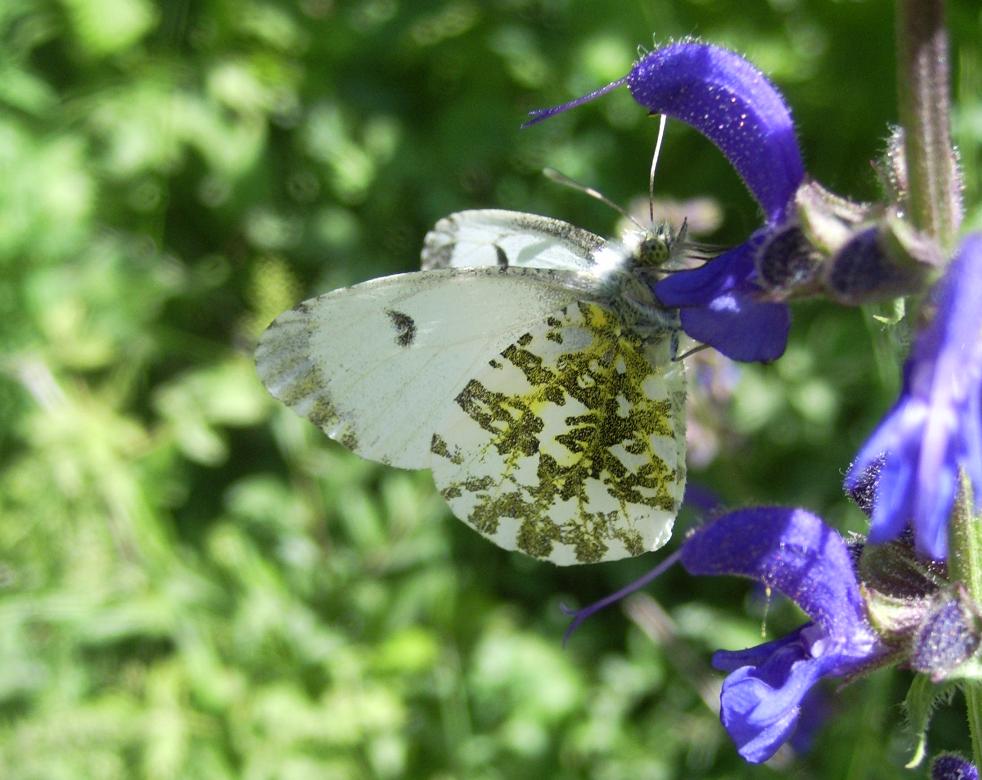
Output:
903,673,959,768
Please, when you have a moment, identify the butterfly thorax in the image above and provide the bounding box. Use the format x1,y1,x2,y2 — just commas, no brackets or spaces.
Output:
615,273,679,340
584,222,682,341
579,266,677,353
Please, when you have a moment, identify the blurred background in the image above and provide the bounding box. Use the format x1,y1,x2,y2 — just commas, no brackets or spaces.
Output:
1,1,979,777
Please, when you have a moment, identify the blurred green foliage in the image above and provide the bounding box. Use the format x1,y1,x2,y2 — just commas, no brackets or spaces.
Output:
0,1,979,777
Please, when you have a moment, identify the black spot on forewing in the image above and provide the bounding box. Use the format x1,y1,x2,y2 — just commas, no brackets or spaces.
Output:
385,308,417,347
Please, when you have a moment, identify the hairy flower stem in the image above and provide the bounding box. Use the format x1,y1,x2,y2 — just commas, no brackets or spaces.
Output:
949,472,982,768
895,0,961,249
968,688,982,777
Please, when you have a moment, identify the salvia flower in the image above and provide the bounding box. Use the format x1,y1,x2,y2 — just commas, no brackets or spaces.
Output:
680,507,888,763
526,42,804,362
844,233,982,560
562,505,891,762
562,503,982,762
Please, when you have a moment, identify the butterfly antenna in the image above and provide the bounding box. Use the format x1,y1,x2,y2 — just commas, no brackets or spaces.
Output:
542,167,646,232
648,113,667,226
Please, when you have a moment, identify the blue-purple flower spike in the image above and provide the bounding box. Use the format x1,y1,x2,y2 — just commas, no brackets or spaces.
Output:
681,507,886,763
526,42,804,362
845,233,982,560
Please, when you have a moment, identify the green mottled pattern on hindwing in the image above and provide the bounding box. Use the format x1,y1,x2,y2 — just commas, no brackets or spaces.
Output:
430,433,463,465
430,300,685,565
454,379,544,459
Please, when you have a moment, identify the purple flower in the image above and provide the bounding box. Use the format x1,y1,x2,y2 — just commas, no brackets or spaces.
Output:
680,507,888,763
844,234,982,560
526,42,803,362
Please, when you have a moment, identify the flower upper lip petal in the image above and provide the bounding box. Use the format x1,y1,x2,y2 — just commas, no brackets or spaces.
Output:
626,43,804,225
526,42,805,225
680,506,873,643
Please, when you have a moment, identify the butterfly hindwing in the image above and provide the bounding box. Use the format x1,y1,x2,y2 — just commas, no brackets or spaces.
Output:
255,267,600,469
421,209,605,272
429,299,686,565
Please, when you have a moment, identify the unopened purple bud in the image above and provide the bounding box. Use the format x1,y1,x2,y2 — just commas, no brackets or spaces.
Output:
911,586,981,680
825,226,925,305
932,754,979,780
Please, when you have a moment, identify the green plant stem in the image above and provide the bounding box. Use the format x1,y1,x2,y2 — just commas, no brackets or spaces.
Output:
895,0,961,249
949,472,982,768
968,689,982,776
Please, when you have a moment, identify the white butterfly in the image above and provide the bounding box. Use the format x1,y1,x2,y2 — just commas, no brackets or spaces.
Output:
256,208,688,565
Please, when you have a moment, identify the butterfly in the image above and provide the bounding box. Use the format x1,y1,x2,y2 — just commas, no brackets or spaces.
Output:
255,207,689,565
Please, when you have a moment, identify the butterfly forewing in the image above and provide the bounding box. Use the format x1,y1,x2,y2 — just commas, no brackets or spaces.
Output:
421,209,604,271
429,299,686,565
255,267,600,469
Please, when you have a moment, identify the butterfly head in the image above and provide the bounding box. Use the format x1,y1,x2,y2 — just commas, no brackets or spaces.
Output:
629,219,689,268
